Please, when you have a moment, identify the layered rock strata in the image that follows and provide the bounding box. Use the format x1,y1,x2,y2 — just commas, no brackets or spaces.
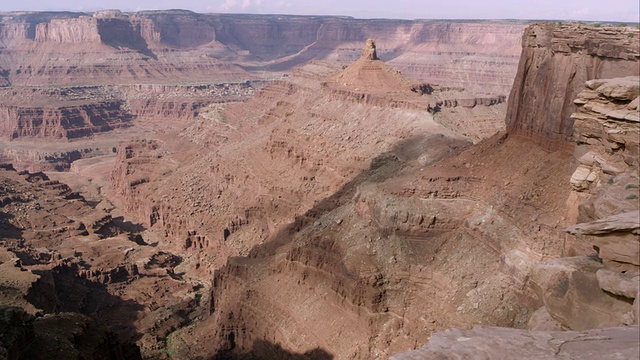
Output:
0,12,524,95
506,23,640,149
535,76,640,330
0,81,260,172
0,100,131,140
390,30,640,360
0,11,525,172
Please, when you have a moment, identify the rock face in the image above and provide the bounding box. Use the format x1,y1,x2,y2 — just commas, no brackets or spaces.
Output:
391,25,640,360
568,76,640,207
531,256,633,330
390,326,640,360
0,100,132,140
535,75,640,330
568,77,639,264
498,73,640,344
505,23,640,149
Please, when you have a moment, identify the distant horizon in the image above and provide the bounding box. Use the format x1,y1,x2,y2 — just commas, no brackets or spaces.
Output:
0,0,638,23
0,9,637,24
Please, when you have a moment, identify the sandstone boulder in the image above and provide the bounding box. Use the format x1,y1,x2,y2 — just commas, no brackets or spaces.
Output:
596,268,639,299
564,211,640,266
564,211,640,236
526,307,564,331
530,256,632,330
586,76,640,101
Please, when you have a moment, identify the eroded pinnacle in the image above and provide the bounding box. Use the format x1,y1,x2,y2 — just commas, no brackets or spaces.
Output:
361,38,378,60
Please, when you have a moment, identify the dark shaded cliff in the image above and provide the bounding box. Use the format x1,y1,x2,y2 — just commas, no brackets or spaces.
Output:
505,23,640,149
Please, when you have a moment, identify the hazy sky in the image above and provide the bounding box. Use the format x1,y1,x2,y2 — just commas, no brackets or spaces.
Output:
1,0,639,22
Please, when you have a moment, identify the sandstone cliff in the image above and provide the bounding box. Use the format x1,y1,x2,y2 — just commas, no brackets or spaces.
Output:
181,24,640,360
391,75,640,360
0,100,132,140
505,23,639,149
389,26,640,359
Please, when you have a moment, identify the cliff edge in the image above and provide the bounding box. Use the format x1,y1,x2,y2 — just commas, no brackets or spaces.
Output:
505,23,639,149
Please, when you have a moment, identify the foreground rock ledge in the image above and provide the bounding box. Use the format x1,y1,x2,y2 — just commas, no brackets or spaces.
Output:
391,326,640,359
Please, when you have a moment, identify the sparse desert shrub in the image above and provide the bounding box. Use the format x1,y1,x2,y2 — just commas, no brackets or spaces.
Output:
625,184,639,189
608,177,615,184
625,194,638,200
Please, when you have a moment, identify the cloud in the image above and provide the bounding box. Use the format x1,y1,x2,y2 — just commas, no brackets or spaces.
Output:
220,0,265,11
569,7,590,19
215,0,291,13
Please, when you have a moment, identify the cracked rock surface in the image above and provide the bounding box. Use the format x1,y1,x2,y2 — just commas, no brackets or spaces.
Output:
391,326,640,359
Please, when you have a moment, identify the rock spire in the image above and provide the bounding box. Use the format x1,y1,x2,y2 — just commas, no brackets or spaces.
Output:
361,38,378,60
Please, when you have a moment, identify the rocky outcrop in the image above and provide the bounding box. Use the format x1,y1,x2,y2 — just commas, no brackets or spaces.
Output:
0,101,132,140
390,326,640,360
506,23,640,150
320,44,508,141
361,38,378,60
0,165,206,359
568,77,639,199
563,76,639,310
531,256,634,330
522,76,640,335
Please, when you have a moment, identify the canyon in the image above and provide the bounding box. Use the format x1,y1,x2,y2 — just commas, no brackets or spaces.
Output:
0,11,525,172
0,10,638,360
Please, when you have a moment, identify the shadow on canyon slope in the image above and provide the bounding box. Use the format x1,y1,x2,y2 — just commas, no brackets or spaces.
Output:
249,133,469,259
25,265,145,343
210,134,469,357
212,339,333,360
0,211,23,240
112,215,147,233
97,18,158,59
